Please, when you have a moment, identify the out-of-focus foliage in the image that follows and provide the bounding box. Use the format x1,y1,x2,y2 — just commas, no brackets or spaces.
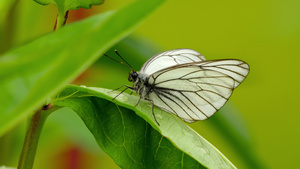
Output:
0,0,166,137
1,0,299,169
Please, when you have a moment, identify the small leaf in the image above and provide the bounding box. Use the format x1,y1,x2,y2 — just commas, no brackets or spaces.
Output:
33,0,104,29
53,85,236,169
34,0,104,12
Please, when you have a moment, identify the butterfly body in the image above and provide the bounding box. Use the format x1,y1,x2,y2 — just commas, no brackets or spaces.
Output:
129,70,151,99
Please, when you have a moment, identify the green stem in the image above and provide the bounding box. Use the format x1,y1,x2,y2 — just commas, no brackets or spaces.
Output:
54,10,69,30
17,104,60,169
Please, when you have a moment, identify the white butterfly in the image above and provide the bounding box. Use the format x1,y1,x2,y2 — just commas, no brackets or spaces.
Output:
109,48,249,124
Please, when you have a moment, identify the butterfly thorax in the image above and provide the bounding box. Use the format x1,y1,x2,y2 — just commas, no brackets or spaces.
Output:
128,71,151,99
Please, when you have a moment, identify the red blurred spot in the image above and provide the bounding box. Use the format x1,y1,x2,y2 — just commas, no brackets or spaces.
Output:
55,144,93,169
68,5,102,23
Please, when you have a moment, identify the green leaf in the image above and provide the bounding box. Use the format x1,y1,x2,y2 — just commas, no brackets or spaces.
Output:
0,0,166,136
53,85,236,169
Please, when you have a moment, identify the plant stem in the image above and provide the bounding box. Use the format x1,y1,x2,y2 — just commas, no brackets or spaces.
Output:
54,10,69,31
17,104,60,169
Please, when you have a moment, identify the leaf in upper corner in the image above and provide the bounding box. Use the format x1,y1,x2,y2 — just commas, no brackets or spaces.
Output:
0,0,166,136
34,0,104,13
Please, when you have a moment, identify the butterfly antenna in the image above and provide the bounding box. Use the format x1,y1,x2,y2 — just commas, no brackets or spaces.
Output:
104,53,132,71
114,49,134,71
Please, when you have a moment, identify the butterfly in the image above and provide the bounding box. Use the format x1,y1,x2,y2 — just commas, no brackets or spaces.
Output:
106,48,249,125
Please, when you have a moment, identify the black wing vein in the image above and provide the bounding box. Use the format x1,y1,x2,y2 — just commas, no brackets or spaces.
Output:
154,90,200,120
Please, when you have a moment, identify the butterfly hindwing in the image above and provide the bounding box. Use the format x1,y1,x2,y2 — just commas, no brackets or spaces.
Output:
195,59,250,88
146,59,249,122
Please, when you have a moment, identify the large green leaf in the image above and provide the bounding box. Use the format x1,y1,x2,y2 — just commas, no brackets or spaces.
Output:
53,85,236,169
0,0,166,136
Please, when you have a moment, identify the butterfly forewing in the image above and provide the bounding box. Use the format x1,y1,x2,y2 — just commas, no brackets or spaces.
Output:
145,59,249,122
140,49,205,76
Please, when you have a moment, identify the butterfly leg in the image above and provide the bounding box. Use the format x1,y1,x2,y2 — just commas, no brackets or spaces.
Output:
112,85,133,100
112,85,132,92
144,98,160,126
135,96,142,107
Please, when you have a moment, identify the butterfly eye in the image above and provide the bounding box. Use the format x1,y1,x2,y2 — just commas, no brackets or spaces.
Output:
128,71,138,82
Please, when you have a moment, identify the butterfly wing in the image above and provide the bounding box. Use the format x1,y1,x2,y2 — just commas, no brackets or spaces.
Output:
147,59,249,122
140,48,206,76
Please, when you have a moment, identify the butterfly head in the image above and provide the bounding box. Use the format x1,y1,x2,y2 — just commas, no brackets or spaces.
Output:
128,71,138,82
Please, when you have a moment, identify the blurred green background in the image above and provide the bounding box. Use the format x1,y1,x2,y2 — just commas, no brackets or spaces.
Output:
1,0,300,168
